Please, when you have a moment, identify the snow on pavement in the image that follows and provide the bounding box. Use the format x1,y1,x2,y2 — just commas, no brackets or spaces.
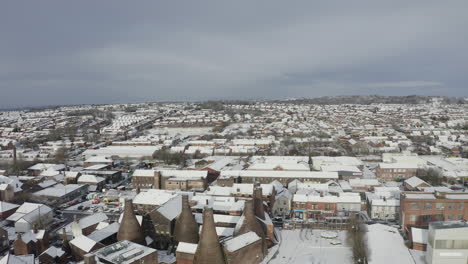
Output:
268,229,352,264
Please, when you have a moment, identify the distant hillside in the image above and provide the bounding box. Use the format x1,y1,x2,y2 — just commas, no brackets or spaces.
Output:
279,95,467,105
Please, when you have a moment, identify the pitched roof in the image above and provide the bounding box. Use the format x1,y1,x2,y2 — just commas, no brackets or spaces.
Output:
223,231,260,252
70,235,97,252
0,201,19,213
405,176,428,188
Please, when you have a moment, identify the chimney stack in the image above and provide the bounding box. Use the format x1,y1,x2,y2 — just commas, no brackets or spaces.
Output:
193,207,225,264
13,145,17,167
117,199,144,244
83,253,97,264
254,187,265,220
174,195,199,244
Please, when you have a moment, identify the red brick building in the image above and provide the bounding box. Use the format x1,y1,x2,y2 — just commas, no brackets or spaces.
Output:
400,192,468,240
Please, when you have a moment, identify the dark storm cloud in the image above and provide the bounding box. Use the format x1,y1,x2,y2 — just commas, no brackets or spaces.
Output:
0,0,467,108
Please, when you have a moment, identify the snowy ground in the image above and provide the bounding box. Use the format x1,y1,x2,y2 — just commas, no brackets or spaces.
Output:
366,224,415,264
410,249,427,264
268,229,353,264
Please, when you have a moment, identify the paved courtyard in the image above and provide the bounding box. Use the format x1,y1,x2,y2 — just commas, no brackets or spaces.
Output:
268,229,353,264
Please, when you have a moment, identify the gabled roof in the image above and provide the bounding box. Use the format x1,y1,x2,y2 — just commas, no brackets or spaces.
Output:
0,201,19,213
157,195,182,220
87,222,120,242
223,231,260,252
0,253,34,264
405,176,429,188
77,174,105,183
7,203,52,223
78,213,108,229
40,246,65,258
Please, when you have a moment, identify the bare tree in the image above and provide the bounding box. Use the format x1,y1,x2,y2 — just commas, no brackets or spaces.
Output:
347,214,369,264
54,147,68,164
416,168,443,185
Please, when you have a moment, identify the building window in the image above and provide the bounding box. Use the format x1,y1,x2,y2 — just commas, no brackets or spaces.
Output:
436,203,444,210
435,214,444,221
435,240,468,250
424,203,432,210
447,214,454,220
459,203,464,210
422,215,431,222
410,202,419,210
458,215,464,220
325,204,331,210
448,203,455,210
409,215,417,222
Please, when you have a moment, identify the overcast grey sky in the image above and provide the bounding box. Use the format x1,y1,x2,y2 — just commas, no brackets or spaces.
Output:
1,1,467,108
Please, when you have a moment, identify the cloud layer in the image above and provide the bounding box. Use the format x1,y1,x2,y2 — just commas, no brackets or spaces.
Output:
0,0,467,108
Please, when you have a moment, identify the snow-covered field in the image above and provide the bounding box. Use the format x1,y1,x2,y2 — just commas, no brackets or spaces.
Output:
268,229,353,264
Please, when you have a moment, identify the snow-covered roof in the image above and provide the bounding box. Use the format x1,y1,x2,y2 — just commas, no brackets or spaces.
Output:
88,222,120,242
6,203,52,223
247,162,310,171
379,163,420,169
28,163,64,171
370,198,400,207
198,226,234,237
83,164,109,170
94,240,157,264
220,170,338,179
78,213,108,228
231,184,254,195
132,169,156,177
0,253,34,264
367,224,414,264
0,176,22,192
70,235,98,252
321,165,361,172
158,170,208,178
40,246,65,258
223,231,260,252
349,178,380,187
445,194,468,200
157,195,182,220
77,174,105,184
33,184,85,197
176,242,198,254
404,193,436,199
133,189,177,206
85,156,113,163
0,201,19,213
404,176,428,188
194,213,240,225
38,180,57,188
293,193,361,203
